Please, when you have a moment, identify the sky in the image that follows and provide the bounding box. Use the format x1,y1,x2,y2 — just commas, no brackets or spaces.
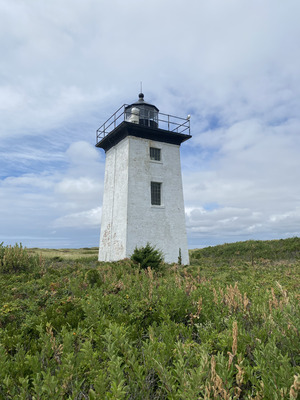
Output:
1,0,300,249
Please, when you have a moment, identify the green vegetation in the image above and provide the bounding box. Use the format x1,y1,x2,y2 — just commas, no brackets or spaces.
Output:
27,247,99,261
0,243,40,274
0,239,299,399
190,237,300,263
131,242,164,271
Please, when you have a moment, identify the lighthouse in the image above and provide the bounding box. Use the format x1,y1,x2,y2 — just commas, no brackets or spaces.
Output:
96,93,191,264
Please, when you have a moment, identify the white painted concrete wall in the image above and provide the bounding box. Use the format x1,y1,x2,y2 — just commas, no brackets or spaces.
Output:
98,139,129,261
98,135,189,264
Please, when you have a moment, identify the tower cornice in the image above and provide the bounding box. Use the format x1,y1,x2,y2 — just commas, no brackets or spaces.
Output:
96,121,192,152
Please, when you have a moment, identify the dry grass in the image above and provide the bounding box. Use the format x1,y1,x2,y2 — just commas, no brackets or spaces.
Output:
27,247,98,260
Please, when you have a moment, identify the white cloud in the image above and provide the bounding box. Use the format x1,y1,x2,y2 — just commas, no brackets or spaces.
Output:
52,207,101,229
0,140,104,247
1,0,300,247
3,174,54,190
55,177,101,199
0,86,26,111
65,141,102,171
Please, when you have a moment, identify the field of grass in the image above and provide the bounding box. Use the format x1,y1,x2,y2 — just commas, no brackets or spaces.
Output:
27,247,99,261
0,239,299,399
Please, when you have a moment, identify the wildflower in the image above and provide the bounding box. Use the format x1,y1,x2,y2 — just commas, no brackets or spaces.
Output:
232,321,238,355
290,374,300,399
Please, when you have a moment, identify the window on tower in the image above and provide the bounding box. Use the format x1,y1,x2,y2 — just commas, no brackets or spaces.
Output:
150,147,161,161
151,182,162,206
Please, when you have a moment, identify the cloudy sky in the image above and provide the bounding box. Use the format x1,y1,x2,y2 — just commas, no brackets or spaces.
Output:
1,0,299,249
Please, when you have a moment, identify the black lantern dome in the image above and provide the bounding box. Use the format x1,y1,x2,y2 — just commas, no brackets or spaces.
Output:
125,93,159,128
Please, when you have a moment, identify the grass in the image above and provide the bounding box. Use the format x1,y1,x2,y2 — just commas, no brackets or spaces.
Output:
27,247,99,260
190,237,300,262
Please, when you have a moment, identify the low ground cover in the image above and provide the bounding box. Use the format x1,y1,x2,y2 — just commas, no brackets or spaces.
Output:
0,240,299,399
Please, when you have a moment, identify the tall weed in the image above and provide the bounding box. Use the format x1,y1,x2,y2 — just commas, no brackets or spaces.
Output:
0,243,41,274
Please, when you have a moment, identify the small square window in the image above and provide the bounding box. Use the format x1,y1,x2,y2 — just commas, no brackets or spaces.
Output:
151,182,162,205
150,147,161,161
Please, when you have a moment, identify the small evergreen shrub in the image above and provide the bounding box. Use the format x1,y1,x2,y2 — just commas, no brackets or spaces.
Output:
178,248,182,265
131,242,164,271
0,243,40,274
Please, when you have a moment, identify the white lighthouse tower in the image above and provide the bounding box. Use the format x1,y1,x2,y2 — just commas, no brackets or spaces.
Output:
96,93,191,264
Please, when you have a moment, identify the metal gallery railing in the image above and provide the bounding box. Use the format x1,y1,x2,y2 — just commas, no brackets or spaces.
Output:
96,104,190,144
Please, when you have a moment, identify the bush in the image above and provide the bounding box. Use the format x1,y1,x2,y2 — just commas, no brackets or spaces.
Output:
86,269,102,287
131,242,164,271
0,243,40,274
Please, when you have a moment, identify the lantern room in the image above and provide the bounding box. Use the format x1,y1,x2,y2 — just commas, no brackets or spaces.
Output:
125,93,159,128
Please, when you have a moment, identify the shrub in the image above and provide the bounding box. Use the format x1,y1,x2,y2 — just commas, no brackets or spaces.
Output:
131,242,164,271
178,248,182,265
44,300,85,331
0,243,40,274
86,269,102,287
